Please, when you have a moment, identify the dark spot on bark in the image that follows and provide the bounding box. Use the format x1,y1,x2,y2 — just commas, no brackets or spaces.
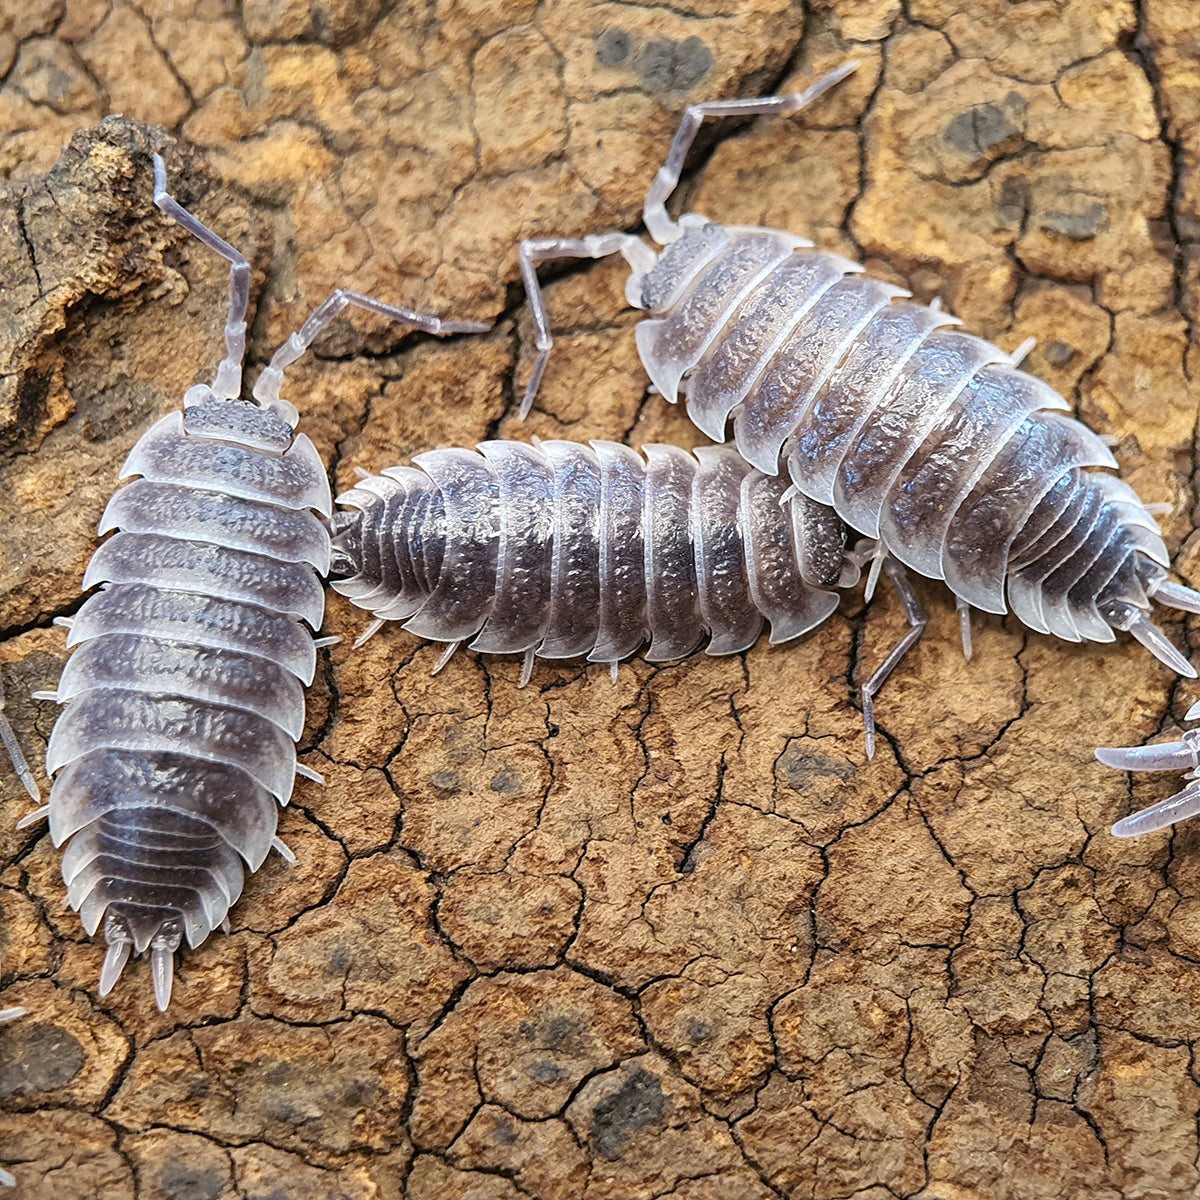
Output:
591,1068,666,1159
156,1162,227,1200
72,377,164,445
265,1094,309,1125
492,1116,520,1144
778,745,855,791
429,769,461,792
1043,339,1075,366
521,1012,583,1051
996,176,1029,227
264,1061,292,1086
1040,202,1107,240
0,367,50,450
595,27,633,67
637,36,713,95
490,765,522,793
686,1019,712,1043
341,1078,379,1107
529,1059,569,1083
946,97,1025,157
0,1022,85,1097
329,945,352,974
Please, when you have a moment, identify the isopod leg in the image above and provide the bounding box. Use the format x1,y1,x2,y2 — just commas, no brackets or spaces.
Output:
252,289,491,407
957,596,973,661
0,678,39,804
430,641,461,675
1151,578,1200,615
518,234,656,417
861,560,928,760
641,61,859,243
1007,336,1036,367
152,154,250,402
352,617,386,649
519,646,537,689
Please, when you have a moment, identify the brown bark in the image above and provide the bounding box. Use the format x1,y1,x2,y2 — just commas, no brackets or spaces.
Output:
1,1,1199,1196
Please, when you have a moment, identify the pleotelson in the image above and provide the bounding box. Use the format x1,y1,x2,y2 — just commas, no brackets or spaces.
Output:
329,439,860,666
46,400,332,960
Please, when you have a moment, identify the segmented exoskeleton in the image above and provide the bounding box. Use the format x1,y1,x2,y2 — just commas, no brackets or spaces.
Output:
516,63,1200,828
14,156,485,1009
330,440,860,679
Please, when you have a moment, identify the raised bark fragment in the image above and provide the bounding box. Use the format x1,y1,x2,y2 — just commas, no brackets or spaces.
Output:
0,3,1199,1198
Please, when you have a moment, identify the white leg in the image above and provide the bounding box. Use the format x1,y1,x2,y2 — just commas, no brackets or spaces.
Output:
431,641,461,675
0,678,38,803
957,595,973,660
352,618,386,649
517,234,655,417
1007,336,1036,367
861,561,928,759
519,646,537,689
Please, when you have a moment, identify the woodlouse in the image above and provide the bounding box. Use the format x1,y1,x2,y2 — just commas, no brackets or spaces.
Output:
14,155,485,1009
329,439,860,682
516,62,1200,819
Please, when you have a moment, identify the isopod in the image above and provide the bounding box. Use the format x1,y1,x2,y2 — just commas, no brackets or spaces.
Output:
13,154,485,1009
328,438,861,681
515,62,1200,812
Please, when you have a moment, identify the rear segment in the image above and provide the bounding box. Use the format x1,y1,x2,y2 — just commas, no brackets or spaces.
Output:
44,398,331,1009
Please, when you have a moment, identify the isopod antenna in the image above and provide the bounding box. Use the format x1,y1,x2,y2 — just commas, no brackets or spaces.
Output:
516,61,859,417
1097,698,1200,837
153,153,250,403
152,153,490,423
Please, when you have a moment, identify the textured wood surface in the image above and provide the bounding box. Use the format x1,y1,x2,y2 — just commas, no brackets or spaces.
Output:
1,1,1200,1196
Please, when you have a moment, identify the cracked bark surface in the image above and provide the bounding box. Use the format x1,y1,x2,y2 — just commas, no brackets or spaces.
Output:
1,1,1199,1196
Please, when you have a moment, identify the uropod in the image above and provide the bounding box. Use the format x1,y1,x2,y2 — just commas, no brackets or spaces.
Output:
515,62,1200,830
9,155,486,1009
